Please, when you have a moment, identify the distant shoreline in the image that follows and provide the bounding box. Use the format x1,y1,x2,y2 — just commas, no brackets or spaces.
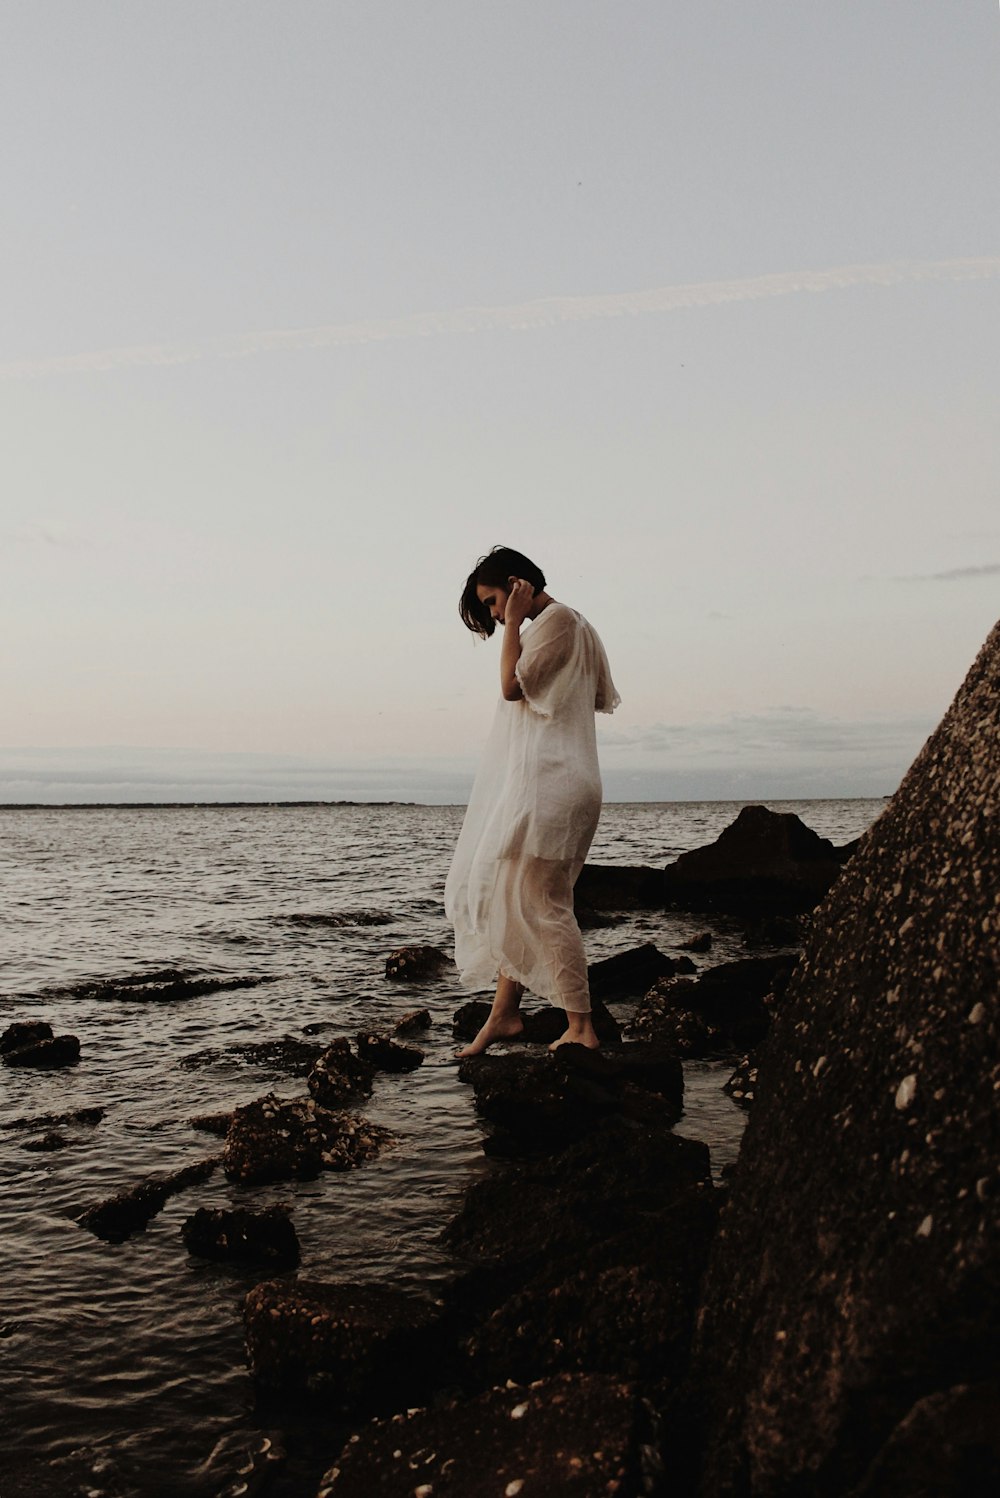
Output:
0,796,888,811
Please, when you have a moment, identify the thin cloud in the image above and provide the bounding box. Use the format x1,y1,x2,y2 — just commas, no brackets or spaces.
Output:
599,707,934,762
895,562,1000,582
3,255,999,379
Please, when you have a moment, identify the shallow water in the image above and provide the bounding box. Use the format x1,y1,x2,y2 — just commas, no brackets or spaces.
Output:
0,798,882,1495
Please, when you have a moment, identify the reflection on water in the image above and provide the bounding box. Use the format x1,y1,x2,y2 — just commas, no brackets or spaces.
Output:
0,798,881,1494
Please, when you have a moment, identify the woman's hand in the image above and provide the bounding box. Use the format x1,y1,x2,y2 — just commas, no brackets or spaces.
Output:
504,577,534,629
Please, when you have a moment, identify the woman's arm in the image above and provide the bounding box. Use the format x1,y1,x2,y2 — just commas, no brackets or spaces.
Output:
499,578,534,700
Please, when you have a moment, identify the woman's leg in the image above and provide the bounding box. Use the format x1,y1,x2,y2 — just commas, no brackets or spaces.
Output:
455,973,525,1058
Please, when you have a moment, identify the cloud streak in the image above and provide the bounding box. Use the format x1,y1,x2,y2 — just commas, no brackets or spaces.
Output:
4,255,999,379
895,561,1000,582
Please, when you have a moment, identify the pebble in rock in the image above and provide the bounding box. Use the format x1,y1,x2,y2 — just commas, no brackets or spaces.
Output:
77,1158,219,1243
316,1373,644,1497
355,1032,424,1073
307,1039,376,1109
181,1205,300,1267
383,945,449,981
222,1093,392,1186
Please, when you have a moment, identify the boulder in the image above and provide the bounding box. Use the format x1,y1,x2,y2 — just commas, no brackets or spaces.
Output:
181,1205,299,1267
629,955,797,1054
393,1008,431,1035
692,621,1000,1497
575,862,666,909
355,1032,424,1073
588,942,693,998
2,1032,81,1069
307,1039,375,1108
0,1020,53,1055
846,1382,1000,1497
315,1373,645,1498
244,1279,443,1406
662,804,847,915
222,1094,392,1185
77,1158,218,1243
384,945,449,980
452,997,621,1046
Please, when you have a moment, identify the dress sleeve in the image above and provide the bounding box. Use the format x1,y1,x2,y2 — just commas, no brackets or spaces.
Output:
514,607,579,719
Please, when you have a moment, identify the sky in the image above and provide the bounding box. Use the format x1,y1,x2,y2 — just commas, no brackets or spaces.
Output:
3,1,998,804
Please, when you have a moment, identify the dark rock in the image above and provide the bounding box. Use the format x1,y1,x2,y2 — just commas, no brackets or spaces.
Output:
629,989,721,1056
587,942,690,998
574,902,626,929
3,1033,81,1068
575,862,666,909
49,968,267,1003
179,1036,323,1075
355,1031,424,1073
181,1205,299,1267
678,930,714,952
22,1131,70,1152
302,1020,335,1036
307,1038,376,1107
445,1117,711,1268
393,1007,431,1035
77,1158,218,1243
0,1020,53,1055
188,1110,235,1137
384,945,449,980
629,955,797,1054
222,1093,391,1185
723,1054,758,1109
662,803,846,916
317,1373,645,1498
3,1105,104,1132
846,1382,1000,1497
742,913,808,948
693,621,1000,1497
452,997,621,1046
285,908,393,928
243,1280,443,1405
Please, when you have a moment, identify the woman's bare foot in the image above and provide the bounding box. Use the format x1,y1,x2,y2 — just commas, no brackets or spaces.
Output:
456,1014,524,1058
548,1013,600,1052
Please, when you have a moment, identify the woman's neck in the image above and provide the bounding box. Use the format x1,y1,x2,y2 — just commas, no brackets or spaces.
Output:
528,590,554,620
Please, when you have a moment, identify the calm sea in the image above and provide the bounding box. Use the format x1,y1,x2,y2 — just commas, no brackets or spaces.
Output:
0,798,882,1497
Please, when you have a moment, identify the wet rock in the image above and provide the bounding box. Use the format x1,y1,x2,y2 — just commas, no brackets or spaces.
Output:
3,1105,104,1132
22,1130,70,1152
244,1279,443,1406
452,997,621,1046
742,912,808,948
575,862,666,909
285,908,393,928
307,1038,376,1107
316,1373,645,1498
662,804,846,916
180,1036,323,1075
188,1110,235,1137
587,942,692,998
0,1020,53,1055
723,1054,758,1109
181,1205,299,1267
222,1093,391,1185
384,945,449,980
2,1032,81,1068
846,1382,1000,1497
46,968,267,1003
629,955,797,1054
393,1007,431,1035
678,930,714,952
693,621,1000,1497
355,1031,424,1073
77,1158,218,1243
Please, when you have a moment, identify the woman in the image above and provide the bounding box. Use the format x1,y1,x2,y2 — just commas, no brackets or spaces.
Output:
445,546,619,1056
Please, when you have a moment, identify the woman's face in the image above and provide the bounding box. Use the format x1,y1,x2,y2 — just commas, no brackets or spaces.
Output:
476,581,509,626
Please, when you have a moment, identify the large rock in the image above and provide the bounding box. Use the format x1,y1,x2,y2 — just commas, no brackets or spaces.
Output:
575,863,665,909
692,621,1000,1496
1,1021,54,1055
587,942,694,998
629,955,797,1055
181,1205,299,1267
307,1039,375,1107
222,1094,392,1185
662,804,847,915
244,1280,443,1406
315,1373,646,1498
2,1031,81,1068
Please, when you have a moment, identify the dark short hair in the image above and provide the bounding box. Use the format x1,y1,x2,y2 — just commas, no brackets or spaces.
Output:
459,546,546,638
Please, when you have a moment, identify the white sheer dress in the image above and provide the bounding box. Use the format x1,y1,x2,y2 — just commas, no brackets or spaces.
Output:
445,601,620,1012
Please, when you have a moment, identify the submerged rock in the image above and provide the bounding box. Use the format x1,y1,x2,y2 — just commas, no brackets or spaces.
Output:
393,1007,431,1035
307,1038,376,1107
244,1280,443,1405
3,1105,104,1132
188,1110,235,1137
42,968,268,1003
180,1036,322,1076
0,1021,53,1055
77,1158,218,1243
182,1205,299,1267
284,908,394,928
22,1130,70,1152
222,1094,391,1185
692,621,1000,1497
355,1031,424,1073
662,804,847,916
2,1027,81,1069
316,1373,645,1498
384,945,449,980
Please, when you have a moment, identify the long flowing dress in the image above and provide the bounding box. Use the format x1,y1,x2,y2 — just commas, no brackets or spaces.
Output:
445,601,620,1012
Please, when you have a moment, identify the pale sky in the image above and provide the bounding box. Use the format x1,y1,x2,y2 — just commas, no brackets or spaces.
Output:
3,2,998,803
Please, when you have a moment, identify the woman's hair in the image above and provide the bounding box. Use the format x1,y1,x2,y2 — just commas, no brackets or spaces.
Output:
459,545,546,638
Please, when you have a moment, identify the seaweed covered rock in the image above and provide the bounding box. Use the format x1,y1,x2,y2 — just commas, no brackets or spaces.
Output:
307,1039,375,1108
244,1280,443,1406
77,1158,218,1243
316,1373,646,1498
693,621,1000,1497
182,1205,299,1267
662,804,847,916
222,1094,391,1185
355,1032,424,1073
